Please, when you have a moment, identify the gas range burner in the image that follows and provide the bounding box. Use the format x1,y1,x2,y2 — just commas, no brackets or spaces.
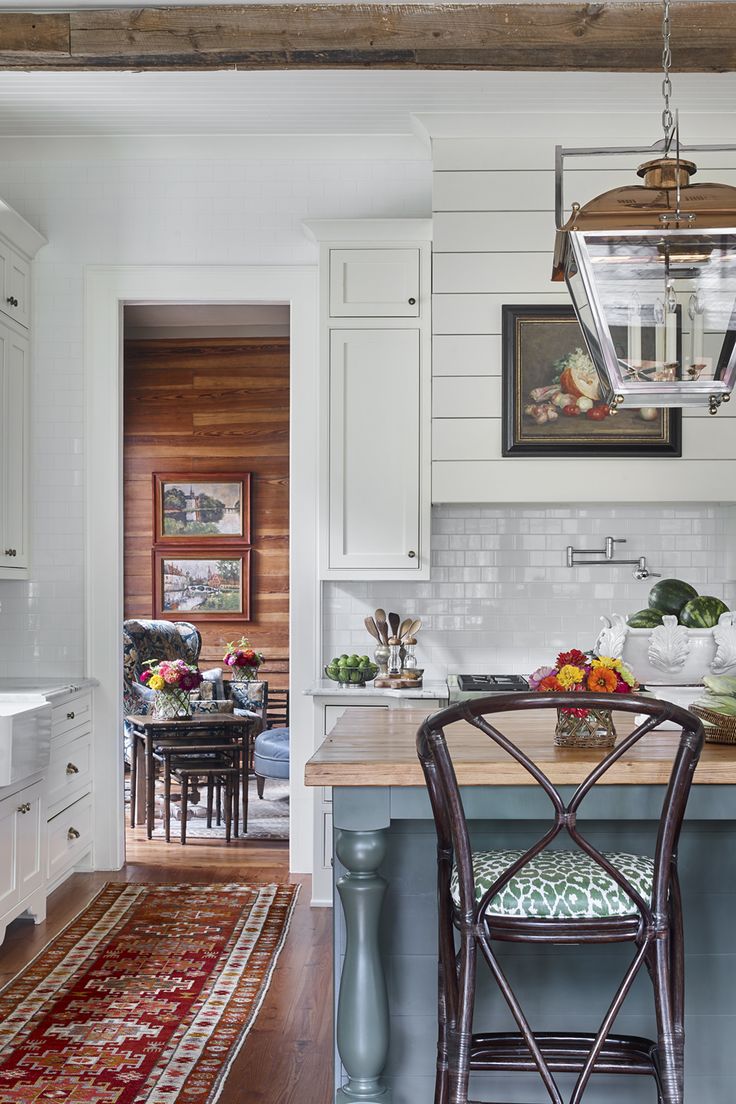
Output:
456,674,529,693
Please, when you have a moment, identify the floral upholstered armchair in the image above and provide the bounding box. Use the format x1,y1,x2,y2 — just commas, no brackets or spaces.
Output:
122,619,217,717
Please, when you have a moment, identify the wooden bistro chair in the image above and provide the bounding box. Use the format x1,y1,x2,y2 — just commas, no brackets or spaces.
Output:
416,692,704,1104
155,741,244,845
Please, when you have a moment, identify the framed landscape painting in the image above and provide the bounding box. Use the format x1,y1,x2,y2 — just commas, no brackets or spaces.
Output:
153,549,251,621
501,305,681,457
154,473,251,544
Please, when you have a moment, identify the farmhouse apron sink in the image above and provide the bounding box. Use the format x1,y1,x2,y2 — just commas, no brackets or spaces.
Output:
0,699,52,786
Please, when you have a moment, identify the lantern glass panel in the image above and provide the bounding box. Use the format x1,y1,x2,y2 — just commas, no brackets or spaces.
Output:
568,229,736,405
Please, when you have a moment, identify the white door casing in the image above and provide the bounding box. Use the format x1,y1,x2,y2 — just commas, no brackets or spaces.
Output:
85,265,319,874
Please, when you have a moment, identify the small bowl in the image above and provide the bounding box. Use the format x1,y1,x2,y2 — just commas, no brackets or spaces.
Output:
400,667,424,682
325,664,378,687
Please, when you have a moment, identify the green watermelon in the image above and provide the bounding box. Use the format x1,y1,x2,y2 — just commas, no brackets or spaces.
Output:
678,596,730,628
648,578,698,617
627,608,665,628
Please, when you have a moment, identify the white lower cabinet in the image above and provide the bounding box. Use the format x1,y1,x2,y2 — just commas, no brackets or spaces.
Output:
0,320,30,576
0,779,46,942
45,690,94,890
47,794,93,888
0,687,94,945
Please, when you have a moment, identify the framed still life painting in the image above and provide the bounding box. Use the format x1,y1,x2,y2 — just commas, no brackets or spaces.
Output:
501,305,681,457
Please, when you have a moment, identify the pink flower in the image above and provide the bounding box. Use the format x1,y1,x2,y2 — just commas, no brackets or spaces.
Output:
140,670,152,683
528,666,555,690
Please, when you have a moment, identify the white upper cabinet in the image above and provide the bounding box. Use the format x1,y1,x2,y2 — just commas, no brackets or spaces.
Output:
0,325,30,572
0,200,46,579
329,328,420,571
329,248,420,317
0,242,31,330
304,219,432,580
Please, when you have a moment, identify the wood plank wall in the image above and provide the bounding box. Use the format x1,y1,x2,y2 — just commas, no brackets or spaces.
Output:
430,130,736,503
123,337,289,688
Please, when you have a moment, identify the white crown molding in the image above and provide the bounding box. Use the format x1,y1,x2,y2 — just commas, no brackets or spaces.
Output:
303,218,433,243
0,134,430,162
0,197,46,258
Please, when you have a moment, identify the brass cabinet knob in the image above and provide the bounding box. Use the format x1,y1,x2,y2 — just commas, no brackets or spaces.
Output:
67,711,75,720
407,550,416,558
6,296,18,307
66,762,80,775
4,549,16,557
17,802,31,814
67,827,81,841
408,297,416,305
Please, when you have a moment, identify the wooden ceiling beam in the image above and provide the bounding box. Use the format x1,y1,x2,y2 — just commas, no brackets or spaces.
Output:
0,3,734,72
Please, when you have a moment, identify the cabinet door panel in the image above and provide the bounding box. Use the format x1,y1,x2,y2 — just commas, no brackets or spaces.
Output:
0,325,29,570
329,329,420,571
7,252,30,329
0,797,18,916
16,782,44,899
329,249,419,317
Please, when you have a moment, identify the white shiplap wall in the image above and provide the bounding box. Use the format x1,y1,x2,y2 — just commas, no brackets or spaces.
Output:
427,116,736,503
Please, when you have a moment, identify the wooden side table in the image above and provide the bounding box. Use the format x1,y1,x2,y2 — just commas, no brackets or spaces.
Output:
126,713,255,839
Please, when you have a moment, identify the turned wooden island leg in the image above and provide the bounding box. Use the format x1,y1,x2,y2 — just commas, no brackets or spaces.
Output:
335,826,391,1104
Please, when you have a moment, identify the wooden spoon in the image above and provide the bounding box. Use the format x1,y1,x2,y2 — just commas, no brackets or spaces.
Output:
406,618,422,638
375,610,389,645
364,617,381,644
398,617,413,641
388,612,400,641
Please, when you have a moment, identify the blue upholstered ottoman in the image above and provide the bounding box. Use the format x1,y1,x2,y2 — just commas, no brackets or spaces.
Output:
253,727,290,798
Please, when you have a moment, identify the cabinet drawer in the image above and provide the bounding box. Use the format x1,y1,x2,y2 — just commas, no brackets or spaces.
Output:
52,692,92,738
47,794,93,884
47,726,92,818
329,248,420,317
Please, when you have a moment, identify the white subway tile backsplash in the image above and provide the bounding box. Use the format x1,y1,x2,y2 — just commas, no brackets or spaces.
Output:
323,503,734,681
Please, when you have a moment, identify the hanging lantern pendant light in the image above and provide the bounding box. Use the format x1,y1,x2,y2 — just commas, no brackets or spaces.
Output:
552,0,736,414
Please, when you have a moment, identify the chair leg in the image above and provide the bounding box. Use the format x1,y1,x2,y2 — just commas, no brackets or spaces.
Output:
181,775,189,845
164,760,171,844
225,776,232,844
652,932,682,1104
130,734,137,828
206,777,214,828
216,781,222,825
670,876,686,1090
448,935,476,1104
232,771,239,838
256,773,265,800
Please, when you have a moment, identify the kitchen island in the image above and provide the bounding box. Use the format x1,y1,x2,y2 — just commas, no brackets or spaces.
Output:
305,706,736,1104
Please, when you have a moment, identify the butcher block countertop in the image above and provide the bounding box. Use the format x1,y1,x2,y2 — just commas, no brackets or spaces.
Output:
304,706,736,788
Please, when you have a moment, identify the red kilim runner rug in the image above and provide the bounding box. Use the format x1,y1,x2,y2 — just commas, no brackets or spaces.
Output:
0,881,298,1104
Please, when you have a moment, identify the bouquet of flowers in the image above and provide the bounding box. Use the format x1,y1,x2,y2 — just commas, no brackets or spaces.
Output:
223,637,265,680
140,658,203,694
529,648,639,718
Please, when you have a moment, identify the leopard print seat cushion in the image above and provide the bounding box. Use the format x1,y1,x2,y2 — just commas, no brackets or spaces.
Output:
450,848,654,919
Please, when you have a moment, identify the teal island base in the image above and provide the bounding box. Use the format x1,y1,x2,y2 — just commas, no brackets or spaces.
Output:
332,784,736,1104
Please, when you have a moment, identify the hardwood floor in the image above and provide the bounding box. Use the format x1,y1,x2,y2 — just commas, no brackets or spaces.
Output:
0,827,333,1104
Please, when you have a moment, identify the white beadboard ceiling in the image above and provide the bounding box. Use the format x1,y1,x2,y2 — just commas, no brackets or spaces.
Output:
0,71,734,135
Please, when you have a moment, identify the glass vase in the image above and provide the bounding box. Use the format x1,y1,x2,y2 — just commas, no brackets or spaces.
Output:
230,665,259,683
152,688,192,720
555,707,616,749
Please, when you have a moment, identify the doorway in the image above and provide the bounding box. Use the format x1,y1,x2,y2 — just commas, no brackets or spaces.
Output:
122,303,291,844
84,265,319,875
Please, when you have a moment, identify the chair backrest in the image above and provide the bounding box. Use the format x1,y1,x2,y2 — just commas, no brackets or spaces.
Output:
122,619,202,714
266,687,290,730
417,692,704,926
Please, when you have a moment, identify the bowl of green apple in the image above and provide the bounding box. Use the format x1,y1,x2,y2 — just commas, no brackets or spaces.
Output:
325,654,379,687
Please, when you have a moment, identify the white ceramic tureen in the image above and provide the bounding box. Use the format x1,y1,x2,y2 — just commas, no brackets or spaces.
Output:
596,612,736,686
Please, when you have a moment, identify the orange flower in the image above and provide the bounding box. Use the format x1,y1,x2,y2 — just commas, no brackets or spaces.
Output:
587,667,618,693
538,674,562,692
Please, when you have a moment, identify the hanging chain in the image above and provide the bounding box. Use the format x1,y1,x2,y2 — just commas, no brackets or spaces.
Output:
661,0,674,149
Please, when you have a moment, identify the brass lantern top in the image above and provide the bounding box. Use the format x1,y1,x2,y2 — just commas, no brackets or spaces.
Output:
552,156,736,281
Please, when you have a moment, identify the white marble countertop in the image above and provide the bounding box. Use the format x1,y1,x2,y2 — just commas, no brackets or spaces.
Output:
0,677,98,703
305,679,449,700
